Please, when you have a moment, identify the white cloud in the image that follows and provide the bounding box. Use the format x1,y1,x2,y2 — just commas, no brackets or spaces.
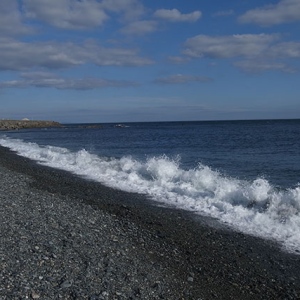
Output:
120,20,158,35
154,74,212,84
0,38,153,71
239,0,300,26
0,72,138,90
24,0,108,29
234,60,296,73
183,34,278,58
101,0,145,21
183,33,300,73
154,8,201,22
20,71,58,80
167,56,190,64
0,0,33,36
270,42,300,58
23,0,146,29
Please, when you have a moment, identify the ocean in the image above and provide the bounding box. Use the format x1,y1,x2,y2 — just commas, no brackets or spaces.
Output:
1,119,300,253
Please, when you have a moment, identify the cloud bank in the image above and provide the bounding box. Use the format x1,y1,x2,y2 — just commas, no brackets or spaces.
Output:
183,33,300,73
0,72,138,90
154,74,212,84
239,0,300,26
154,9,201,22
0,38,153,71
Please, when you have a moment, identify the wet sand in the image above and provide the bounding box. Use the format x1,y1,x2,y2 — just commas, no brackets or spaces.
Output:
1,145,300,299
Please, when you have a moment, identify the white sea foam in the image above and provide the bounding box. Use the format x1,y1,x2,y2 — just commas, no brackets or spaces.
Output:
1,136,300,253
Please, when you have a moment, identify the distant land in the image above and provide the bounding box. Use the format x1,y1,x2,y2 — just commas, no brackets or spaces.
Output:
0,119,61,131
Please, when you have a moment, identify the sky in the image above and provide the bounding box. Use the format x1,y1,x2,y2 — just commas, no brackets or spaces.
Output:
0,0,300,123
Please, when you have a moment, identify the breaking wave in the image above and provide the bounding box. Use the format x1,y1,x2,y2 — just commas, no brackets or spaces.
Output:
1,136,300,253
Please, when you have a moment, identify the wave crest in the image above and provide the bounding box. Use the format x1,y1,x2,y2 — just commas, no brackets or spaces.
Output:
1,136,300,253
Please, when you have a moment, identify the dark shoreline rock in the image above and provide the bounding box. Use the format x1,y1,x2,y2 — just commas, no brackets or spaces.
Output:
0,119,61,131
0,145,300,299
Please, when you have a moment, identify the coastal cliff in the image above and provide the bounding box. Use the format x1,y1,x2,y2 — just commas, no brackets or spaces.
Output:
0,120,61,130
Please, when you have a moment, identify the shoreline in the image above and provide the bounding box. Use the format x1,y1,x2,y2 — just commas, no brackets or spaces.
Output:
0,120,61,131
1,145,300,299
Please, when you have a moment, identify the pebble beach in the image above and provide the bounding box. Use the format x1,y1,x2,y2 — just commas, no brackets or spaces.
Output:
1,145,300,300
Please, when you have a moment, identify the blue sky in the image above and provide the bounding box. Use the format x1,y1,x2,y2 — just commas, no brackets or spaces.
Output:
0,0,300,123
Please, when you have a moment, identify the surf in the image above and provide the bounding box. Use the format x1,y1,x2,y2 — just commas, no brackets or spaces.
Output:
1,135,300,253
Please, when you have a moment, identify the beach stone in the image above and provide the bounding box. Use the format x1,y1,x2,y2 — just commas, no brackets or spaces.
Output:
60,280,73,289
31,291,40,299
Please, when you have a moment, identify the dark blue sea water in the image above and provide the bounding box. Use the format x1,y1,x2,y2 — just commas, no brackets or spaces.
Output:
1,119,300,253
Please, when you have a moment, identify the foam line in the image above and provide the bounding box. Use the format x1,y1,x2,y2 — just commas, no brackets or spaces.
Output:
1,136,300,253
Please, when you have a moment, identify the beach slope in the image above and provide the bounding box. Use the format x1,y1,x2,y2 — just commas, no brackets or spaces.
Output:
0,145,300,299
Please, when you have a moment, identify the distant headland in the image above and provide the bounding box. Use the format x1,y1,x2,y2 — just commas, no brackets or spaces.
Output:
0,119,61,131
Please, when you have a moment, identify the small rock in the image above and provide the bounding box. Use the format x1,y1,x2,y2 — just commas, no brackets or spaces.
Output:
31,291,40,299
60,280,73,288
